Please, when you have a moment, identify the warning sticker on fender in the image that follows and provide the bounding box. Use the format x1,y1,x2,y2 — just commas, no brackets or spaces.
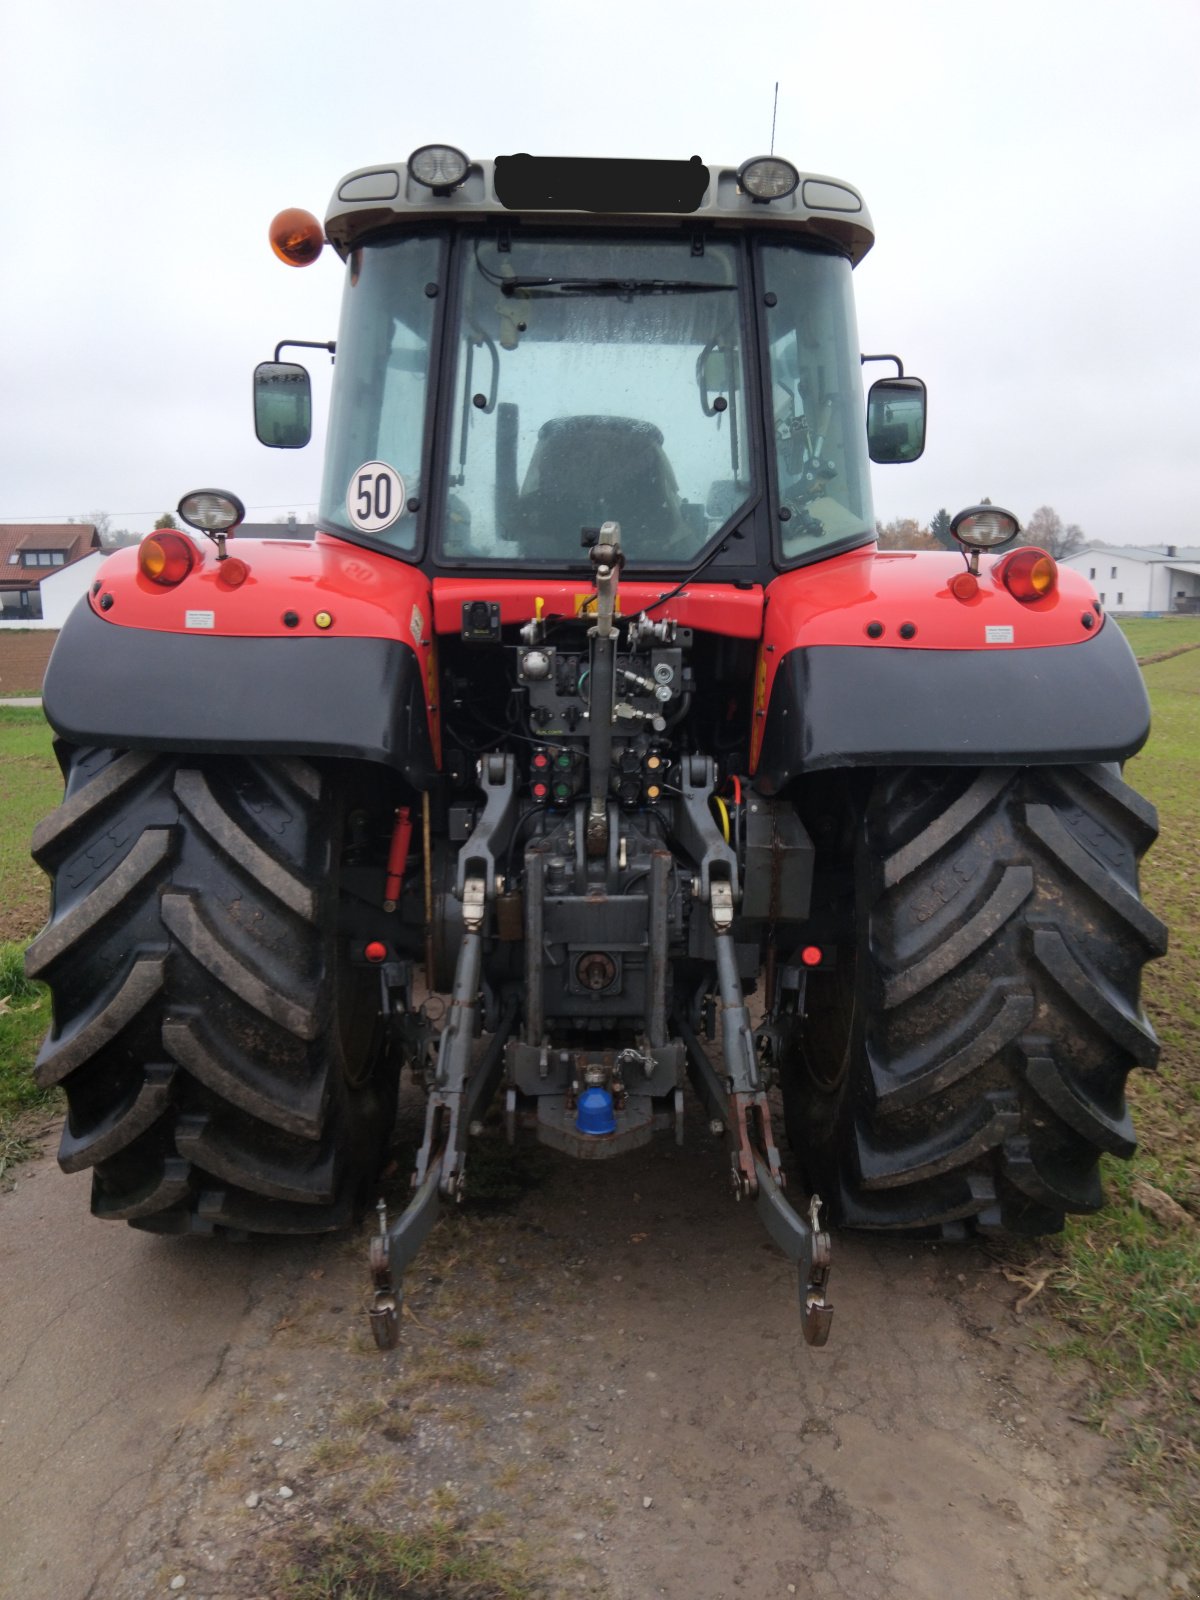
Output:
185,610,215,629
574,592,622,616
985,625,1014,644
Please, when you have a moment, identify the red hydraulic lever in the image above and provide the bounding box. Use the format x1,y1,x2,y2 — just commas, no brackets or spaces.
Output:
383,806,413,912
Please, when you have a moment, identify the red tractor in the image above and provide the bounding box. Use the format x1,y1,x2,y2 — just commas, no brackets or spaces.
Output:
28,149,1165,1347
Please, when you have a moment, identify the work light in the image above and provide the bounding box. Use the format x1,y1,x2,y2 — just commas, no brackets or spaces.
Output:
737,156,800,201
408,144,470,192
949,506,1020,551
178,490,246,535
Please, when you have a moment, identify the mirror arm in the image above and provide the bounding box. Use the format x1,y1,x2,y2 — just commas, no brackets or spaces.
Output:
697,338,718,417
860,352,904,377
273,338,336,364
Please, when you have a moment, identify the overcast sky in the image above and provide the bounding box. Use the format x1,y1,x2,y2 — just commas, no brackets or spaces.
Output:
2,0,1196,544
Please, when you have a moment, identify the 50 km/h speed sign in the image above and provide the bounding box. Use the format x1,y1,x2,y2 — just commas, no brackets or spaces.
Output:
347,462,405,533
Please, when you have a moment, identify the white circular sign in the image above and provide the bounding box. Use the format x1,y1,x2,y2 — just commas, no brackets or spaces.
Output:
346,462,405,533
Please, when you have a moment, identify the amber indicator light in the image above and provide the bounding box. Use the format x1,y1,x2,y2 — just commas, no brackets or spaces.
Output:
314,610,333,629
138,532,196,587
269,208,325,267
998,547,1058,603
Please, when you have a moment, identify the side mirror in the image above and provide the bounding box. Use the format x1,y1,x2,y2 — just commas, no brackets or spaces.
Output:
254,361,312,449
866,376,926,463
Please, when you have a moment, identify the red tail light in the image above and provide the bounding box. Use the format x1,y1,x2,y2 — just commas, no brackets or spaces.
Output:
997,546,1057,603
138,532,196,587
217,557,250,588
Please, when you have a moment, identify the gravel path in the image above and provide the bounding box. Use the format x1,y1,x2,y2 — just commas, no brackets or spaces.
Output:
0,1108,1188,1600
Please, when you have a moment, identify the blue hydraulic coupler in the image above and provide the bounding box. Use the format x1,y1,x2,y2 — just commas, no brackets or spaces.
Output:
576,1086,617,1136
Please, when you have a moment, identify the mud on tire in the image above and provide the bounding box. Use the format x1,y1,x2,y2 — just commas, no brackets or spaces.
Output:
26,748,396,1235
782,764,1167,1238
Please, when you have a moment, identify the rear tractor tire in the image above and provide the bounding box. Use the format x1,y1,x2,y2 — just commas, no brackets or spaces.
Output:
782,764,1167,1238
26,748,397,1235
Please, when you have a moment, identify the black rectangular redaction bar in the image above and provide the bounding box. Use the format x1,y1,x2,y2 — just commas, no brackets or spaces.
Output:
493,154,710,214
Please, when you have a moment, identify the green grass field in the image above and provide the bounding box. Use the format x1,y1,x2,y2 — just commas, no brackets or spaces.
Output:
0,706,60,1167
0,707,60,945
1031,629,1200,1550
1118,614,1200,660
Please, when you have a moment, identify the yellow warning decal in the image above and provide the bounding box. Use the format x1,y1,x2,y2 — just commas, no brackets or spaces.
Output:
573,592,622,617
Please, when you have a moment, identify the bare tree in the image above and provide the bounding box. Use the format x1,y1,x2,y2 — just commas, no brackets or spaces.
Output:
876,517,940,550
1025,506,1086,559
88,512,139,549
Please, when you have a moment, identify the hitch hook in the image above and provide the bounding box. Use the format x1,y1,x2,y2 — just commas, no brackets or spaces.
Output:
800,1192,834,1347
368,1199,400,1350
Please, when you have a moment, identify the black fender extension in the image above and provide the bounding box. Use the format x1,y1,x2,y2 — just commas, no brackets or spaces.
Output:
42,602,437,787
754,623,1151,793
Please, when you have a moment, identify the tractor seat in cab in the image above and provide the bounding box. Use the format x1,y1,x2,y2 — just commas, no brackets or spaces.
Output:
515,415,691,559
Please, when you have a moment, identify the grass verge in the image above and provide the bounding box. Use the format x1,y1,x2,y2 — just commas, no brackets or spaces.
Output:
0,941,55,1182
273,1518,541,1599
1015,624,1200,1564
0,707,59,1177
0,705,59,945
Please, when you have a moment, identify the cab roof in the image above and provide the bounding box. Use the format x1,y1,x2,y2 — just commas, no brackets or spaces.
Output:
323,151,874,265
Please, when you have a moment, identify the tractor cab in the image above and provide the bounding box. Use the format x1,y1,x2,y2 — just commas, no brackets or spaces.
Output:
259,149,922,582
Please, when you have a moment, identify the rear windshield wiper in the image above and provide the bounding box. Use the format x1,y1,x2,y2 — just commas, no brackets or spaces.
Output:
498,276,735,298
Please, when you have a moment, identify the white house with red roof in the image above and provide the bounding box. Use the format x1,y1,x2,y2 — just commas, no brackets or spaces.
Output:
0,523,103,625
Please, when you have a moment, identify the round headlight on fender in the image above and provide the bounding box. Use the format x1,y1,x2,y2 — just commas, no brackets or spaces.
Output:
177,489,246,536
950,505,1020,550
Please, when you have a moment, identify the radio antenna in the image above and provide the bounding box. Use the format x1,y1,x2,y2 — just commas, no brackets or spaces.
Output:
770,81,779,155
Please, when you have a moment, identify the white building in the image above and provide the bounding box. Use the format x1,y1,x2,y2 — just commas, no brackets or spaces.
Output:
1059,544,1200,615
0,522,103,625
38,551,108,627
